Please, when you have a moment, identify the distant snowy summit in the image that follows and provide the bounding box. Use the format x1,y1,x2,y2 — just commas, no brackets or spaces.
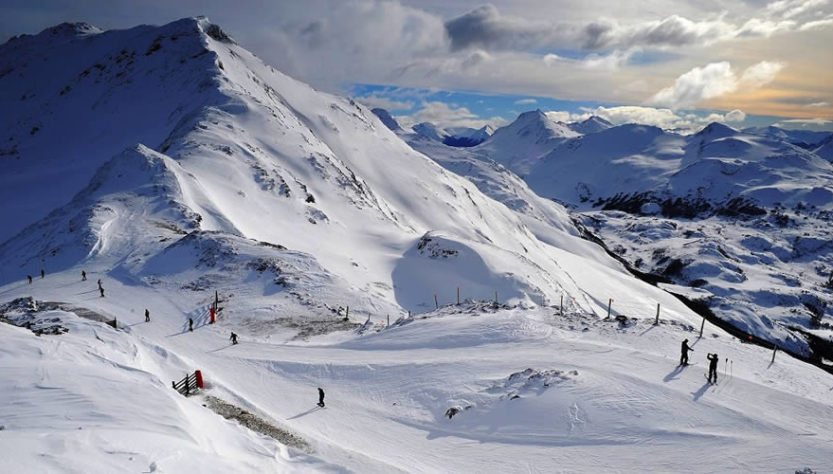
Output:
371,109,493,147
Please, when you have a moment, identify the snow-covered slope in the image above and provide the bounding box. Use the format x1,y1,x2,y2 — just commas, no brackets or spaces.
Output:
3,279,833,473
742,125,831,149
442,125,492,147
2,18,569,319
1,17,694,330
411,116,833,358
517,122,833,357
814,133,833,161
568,115,613,135
474,110,580,175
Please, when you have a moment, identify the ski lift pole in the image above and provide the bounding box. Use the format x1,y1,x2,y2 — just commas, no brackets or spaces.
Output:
654,303,660,325
606,298,613,319
699,316,705,338
771,345,777,363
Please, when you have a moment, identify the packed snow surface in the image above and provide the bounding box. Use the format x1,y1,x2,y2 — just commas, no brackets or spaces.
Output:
3,270,833,473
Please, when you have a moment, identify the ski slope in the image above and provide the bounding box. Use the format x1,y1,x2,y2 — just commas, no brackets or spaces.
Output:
2,269,832,473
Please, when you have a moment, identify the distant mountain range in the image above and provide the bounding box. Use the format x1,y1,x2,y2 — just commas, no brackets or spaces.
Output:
374,106,833,363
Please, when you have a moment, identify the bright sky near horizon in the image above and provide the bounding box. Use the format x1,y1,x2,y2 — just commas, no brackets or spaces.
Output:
2,0,831,131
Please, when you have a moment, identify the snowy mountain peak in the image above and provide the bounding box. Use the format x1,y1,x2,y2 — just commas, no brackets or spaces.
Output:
695,121,738,139
412,121,447,141
569,115,613,135
496,109,579,141
371,108,401,131
38,21,102,39
476,109,580,174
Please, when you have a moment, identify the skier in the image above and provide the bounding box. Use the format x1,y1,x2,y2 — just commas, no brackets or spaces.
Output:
145,308,150,322
230,332,238,345
27,275,32,284
707,353,719,384
81,270,87,281
40,269,44,279
99,286,105,298
680,338,693,366
188,318,194,332
317,387,325,407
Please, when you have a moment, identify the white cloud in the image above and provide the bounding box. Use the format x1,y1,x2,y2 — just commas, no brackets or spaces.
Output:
804,101,829,107
766,0,828,19
544,111,574,122
515,98,537,105
737,18,797,37
799,15,833,30
774,117,832,127
649,62,738,109
724,109,747,122
355,94,415,112
739,61,784,88
545,105,749,131
396,101,509,130
649,61,783,109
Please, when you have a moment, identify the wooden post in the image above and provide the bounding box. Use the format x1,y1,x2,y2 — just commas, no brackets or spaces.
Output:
457,287,460,305
654,303,660,325
434,294,439,309
699,316,706,338
606,299,612,319
771,345,777,363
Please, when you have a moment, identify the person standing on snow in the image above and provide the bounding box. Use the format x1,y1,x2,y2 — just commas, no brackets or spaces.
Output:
145,309,150,322
27,275,32,284
81,270,87,281
188,318,194,332
230,332,238,344
680,338,693,366
317,387,325,407
707,353,719,384
40,269,45,279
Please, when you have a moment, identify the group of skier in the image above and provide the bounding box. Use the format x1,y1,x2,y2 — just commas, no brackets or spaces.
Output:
680,338,723,384
23,270,330,408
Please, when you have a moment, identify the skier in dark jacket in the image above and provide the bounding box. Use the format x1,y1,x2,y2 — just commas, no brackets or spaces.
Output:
40,269,44,279
81,270,87,281
707,353,719,384
188,318,194,332
145,308,150,322
230,332,238,344
27,275,32,284
318,387,325,407
680,338,693,366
